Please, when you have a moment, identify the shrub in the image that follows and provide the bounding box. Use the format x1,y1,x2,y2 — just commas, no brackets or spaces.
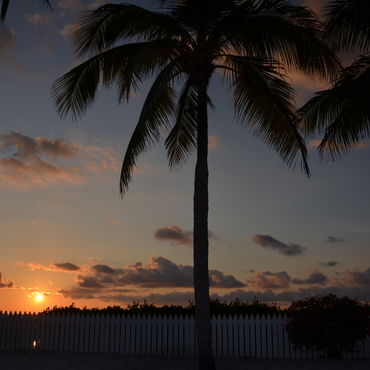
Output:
286,294,370,358
41,298,281,317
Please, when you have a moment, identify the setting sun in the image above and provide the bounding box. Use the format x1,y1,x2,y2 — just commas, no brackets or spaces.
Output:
35,294,44,302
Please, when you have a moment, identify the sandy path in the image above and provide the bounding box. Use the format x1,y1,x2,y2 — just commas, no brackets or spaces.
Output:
0,351,369,370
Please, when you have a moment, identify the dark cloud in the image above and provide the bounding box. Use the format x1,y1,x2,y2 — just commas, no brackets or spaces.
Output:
249,270,328,290
77,275,104,289
0,272,13,288
0,131,82,190
53,262,80,272
91,264,115,274
320,261,338,267
60,283,370,306
0,26,16,57
27,262,80,273
249,271,292,290
213,285,370,304
325,236,344,243
68,256,245,290
346,268,370,287
154,225,192,246
0,131,75,159
293,272,328,285
252,234,306,256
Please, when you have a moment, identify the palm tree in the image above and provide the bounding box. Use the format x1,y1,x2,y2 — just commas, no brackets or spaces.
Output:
1,0,52,23
52,1,338,368
300,0,370,159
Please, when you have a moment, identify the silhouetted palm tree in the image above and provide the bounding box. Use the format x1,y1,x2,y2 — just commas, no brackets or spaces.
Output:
300,0,370,159
52,1,338,368
1,0,52,23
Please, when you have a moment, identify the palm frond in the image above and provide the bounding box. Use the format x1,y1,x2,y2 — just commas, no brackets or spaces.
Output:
73,3,190,58
119,62,180,194
214,0,340,81
165,79,197,167
300,55,370,159
1,0,10,22
52,40,179,120
325,0,370,52
220,54,310,175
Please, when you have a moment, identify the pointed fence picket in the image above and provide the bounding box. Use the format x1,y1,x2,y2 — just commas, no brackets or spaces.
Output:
0,311,369,359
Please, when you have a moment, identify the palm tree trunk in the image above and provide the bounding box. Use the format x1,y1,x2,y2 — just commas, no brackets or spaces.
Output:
193,77,216,370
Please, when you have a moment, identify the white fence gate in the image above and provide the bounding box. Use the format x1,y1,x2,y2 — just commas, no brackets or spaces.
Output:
0,312,369,359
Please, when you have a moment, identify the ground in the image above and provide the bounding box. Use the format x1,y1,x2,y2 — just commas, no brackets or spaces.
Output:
0,351,369,370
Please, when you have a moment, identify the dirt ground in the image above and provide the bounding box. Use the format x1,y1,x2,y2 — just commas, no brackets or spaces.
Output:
0,351,369,370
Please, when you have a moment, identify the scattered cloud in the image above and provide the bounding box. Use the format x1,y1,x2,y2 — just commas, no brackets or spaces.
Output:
107,217,124,229
252,234,306,256
0,25,16,57
346,268,370,288
308,139,370,151
27,262,80,273
248,270,327,291
249,271,292,290
26,13,53,26
57,256,245,291
0,272,13,288
60,23,77,40
0,131,120,191
292,271,328,285
0,132,82,190
208,135,220,150
58,0,84,16
320,261,338,267
86,0,107,10
325,236,344,243
155,225,192,246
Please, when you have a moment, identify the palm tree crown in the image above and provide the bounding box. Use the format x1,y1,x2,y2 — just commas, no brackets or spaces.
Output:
300,0,370,159
52,1,338,369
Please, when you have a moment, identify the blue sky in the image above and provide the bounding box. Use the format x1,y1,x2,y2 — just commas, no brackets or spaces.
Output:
0,0,369,312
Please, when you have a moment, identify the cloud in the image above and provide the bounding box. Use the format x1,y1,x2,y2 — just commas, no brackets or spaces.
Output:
0,25,16,57
249,271,291,290
60,23,77,39
320,261,338,267
155,225,192,246
346,268,370,287
78,144,119,174
0,132,75,159
249,270,328,290
325,236,344,243
0,131,120,191
0,272,13,288
86,0,107,10
107,217,124,229
27,262,80,273
59,256,246,290
58,0,84,16
208,135,220,150
252,234,306,256
308,139,370,151
26,13,53,26
292,271,328,285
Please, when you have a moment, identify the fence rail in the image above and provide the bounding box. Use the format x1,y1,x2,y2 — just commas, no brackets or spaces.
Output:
0,312,369,359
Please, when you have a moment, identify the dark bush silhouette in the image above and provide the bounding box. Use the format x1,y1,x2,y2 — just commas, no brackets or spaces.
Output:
41,298,281,317
286,294,370,358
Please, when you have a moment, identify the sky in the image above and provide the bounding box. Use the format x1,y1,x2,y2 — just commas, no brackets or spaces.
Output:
0,0,369,313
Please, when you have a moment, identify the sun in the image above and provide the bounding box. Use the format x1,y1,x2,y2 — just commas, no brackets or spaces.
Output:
35,293,44,302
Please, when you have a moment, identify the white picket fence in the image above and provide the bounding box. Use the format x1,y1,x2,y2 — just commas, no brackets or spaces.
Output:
0,312,369,359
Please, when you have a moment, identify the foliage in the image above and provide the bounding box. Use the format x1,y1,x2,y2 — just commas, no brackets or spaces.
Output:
286,294,370,358
41,298,281,317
